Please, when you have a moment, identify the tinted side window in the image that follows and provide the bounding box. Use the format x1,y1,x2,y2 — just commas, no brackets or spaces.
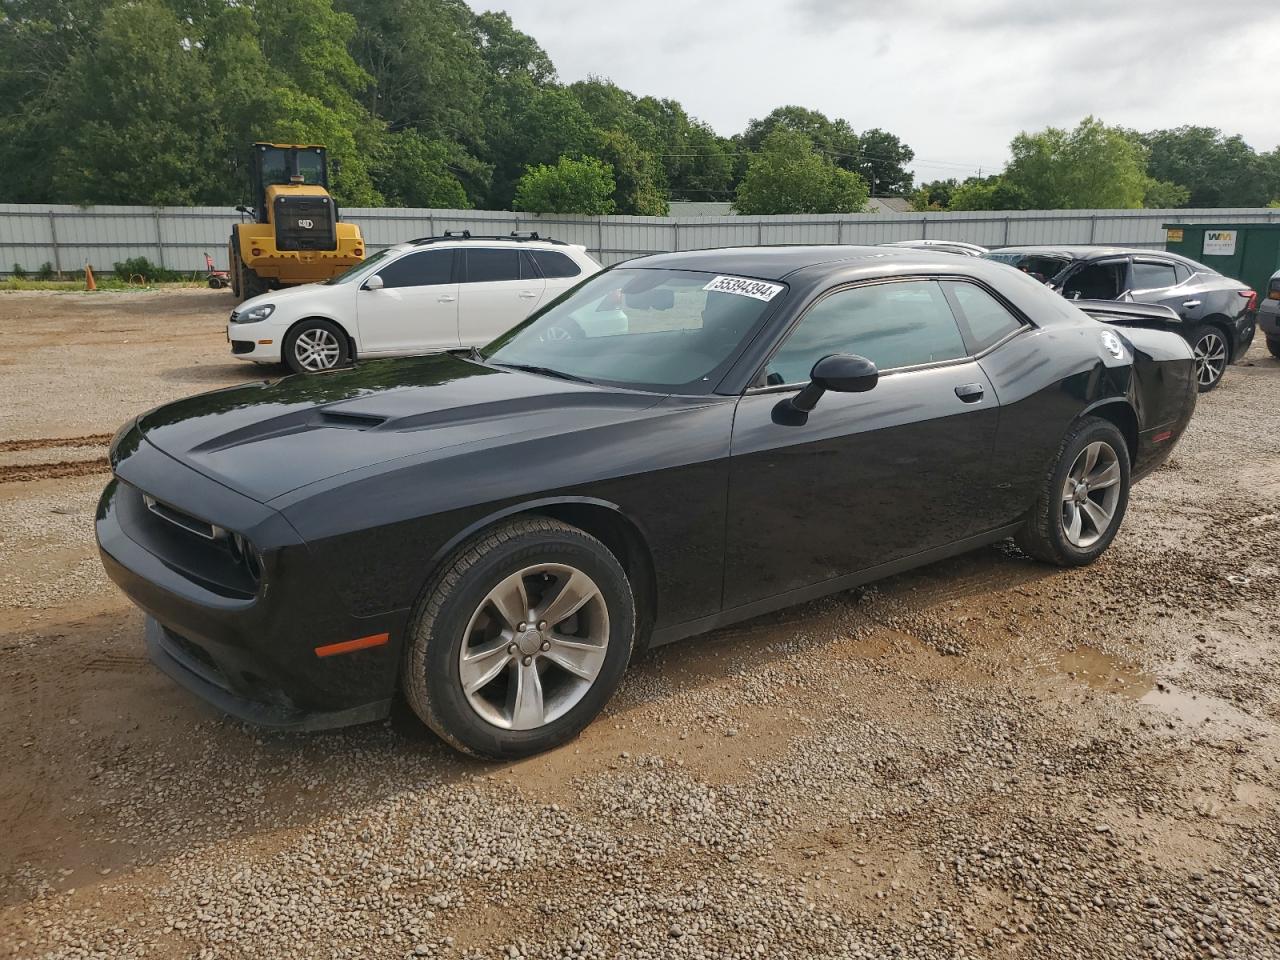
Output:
530,249,582,279
766,280,966,385
944,282,1023,353
1132,261,1178,291
375,250,454,289
465,248,521,283
1061,261,1126,300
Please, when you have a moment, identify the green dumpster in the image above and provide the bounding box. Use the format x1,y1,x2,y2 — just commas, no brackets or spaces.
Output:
1164,222,1280,294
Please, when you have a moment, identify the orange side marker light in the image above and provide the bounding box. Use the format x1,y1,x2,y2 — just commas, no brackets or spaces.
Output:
315,633,389,658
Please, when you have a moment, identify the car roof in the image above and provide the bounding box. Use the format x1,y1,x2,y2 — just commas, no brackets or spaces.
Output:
620,244,992,282
385,238,585,255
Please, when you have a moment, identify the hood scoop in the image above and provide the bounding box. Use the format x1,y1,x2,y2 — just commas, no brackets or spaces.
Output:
188,406,388,456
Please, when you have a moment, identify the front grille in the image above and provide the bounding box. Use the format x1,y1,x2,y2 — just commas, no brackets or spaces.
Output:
273,195,337,251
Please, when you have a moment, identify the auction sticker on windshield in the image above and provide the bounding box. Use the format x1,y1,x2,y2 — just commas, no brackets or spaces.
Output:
703,276,785,302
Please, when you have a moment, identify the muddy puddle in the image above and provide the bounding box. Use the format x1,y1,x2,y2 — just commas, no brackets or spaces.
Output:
1052,645,1261,734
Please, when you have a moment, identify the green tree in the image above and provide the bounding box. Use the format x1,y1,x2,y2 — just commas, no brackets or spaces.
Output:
1142,179,1190,209
471,10,555,83
373,131,472,208
1004,117,1148,209
857,128,915,196
734,129,869,215
1141,126,1267,207
47,0,217,205
513,156,615,215
911,178,959,211
593,129,667,215
947,175,1030,211
741,106,861,171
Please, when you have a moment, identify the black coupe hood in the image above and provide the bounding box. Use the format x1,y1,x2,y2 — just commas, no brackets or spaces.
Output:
138,354,663,502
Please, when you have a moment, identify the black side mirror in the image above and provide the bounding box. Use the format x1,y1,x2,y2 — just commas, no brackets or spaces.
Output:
773,354,878,425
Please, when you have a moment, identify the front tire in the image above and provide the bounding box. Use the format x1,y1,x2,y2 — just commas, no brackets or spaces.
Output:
283,319,349,374
1016,416,1130,567
1189,324,1229,392
402,517,635,759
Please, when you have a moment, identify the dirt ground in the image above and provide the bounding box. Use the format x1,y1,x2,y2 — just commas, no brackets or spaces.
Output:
1,289,1279,960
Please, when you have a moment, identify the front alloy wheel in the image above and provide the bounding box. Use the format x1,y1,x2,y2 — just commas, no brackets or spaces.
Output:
1191,326,1228,392
283,319,350,375
403,517,635,759
460,564,610,730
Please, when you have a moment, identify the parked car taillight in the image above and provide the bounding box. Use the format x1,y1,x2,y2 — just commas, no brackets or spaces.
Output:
1240,290,1258,312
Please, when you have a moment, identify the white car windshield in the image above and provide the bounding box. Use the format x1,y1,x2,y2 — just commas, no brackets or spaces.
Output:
483,268,785,392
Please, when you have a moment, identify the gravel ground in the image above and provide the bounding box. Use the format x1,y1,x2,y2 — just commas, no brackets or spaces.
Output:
2,289,1279,959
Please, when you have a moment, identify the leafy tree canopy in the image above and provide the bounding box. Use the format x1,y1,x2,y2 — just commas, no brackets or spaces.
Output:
513,156,615,215
734,129,869,215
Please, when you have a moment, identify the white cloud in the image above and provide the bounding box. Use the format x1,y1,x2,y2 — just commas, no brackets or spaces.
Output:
480,0,1280,183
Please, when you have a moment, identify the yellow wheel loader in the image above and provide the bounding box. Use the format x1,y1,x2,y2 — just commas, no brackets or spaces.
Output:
228,143,365,301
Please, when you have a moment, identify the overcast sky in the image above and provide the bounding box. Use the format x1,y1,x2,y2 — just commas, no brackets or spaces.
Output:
481,0,1280,187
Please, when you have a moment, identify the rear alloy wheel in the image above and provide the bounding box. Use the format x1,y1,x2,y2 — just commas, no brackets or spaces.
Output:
1016,416,1130,567
1190,325,1229,392
283,319,349,374
403,517,635,759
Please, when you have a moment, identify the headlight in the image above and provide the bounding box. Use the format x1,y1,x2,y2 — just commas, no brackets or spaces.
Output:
237,303,275,323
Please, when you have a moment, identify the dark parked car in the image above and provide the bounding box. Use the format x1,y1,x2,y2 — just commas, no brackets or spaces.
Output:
1259,268,1280,359
985,245,1257,391
97,246,1197,758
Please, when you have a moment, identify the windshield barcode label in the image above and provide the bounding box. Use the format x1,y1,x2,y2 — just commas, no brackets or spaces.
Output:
703,276,784,301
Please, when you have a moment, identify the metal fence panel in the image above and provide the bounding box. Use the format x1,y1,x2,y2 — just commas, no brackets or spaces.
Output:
1,203,1277,276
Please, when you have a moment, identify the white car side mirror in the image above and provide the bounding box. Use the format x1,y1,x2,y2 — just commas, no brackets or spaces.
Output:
364,274,384,291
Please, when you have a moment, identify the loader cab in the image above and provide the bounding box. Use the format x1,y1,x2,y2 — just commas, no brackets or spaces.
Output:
244,143,338,253
248,143,330,221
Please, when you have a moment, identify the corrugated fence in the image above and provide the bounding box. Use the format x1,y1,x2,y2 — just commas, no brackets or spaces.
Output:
2,203,1278,275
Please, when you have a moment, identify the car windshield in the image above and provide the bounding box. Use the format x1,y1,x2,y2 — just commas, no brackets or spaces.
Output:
985,252,1072,284
483,268,784,392
325,248,394,285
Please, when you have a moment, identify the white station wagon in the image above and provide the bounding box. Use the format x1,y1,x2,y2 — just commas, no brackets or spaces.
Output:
227,233,602,374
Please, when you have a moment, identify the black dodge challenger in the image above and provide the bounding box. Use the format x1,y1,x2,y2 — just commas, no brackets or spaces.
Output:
97,246,1197,758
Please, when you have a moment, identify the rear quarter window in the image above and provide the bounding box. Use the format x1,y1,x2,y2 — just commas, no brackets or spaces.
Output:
530,249,582,279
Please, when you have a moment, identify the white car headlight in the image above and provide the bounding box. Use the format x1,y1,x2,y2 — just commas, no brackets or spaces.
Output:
238,303,275,323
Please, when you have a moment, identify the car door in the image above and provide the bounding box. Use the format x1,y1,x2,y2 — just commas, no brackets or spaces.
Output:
457,247,547,344
355,248,459,355
723,278,1000,609
1130,258,1207,322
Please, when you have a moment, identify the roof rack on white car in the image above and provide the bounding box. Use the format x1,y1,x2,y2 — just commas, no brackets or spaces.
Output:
407,231,569,247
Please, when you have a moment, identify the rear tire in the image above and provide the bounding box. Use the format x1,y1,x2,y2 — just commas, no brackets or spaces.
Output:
282,318,349,374
402,517,635,759
1189,324,1229,392
1015,416,1130,567
1267,337,1280,360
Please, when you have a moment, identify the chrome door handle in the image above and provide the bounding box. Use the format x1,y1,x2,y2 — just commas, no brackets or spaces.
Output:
437,295,456,303
518,291,538,299
1182,300,1201,309
954,383,984,403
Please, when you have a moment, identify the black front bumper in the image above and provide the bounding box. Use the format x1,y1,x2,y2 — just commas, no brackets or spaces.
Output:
144,616,389,730
97,431,404,731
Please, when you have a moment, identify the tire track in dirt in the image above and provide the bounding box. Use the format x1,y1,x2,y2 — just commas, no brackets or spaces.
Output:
0,459,109,483
0,434,112,453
